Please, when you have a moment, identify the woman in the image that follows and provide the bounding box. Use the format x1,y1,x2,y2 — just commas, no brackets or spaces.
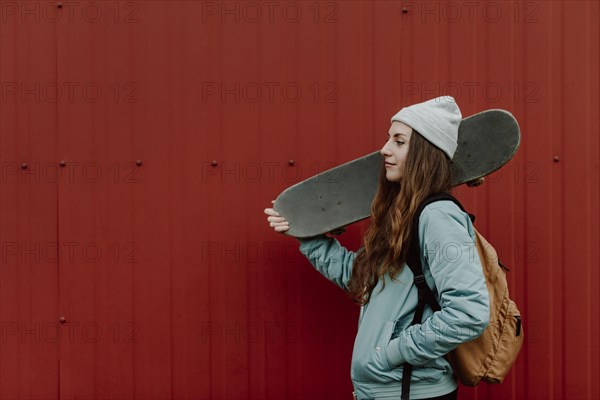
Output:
264,96,490,400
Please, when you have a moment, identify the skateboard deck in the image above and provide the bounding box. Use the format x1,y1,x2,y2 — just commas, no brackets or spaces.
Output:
274,109,520,238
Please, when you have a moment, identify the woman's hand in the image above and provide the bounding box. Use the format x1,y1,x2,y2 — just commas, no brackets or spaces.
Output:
264,201,347,236
264,200,290,233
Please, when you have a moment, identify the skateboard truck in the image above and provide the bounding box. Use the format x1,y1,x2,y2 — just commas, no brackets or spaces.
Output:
466,177,485,187
327,226,347,236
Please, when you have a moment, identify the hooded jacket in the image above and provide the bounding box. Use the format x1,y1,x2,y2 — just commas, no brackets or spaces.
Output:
297,200,490,399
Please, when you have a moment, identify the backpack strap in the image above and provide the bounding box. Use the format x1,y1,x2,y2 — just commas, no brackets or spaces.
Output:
401,192,474,400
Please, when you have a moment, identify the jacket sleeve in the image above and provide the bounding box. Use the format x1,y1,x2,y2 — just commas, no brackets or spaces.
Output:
297,235,357,291
385,202,491,367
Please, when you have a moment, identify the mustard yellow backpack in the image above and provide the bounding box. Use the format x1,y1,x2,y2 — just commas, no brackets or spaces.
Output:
401,192,524,400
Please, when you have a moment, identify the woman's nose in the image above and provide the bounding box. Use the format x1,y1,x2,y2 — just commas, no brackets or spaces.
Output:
380,142,391,156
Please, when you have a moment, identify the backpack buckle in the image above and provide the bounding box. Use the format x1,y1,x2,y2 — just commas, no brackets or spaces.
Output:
413,275,426,285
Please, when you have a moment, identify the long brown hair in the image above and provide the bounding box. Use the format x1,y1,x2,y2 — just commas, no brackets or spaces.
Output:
347,130,455,304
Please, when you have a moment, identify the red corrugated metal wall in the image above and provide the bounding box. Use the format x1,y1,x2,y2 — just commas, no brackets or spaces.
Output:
1,1,598,399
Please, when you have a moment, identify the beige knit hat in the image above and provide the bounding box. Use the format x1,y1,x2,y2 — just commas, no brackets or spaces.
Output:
390,96,462,159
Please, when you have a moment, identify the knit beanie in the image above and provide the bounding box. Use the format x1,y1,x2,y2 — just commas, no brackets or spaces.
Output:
390,96,462,159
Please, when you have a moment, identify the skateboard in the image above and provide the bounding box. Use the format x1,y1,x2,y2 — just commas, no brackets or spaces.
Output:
274,109,520,238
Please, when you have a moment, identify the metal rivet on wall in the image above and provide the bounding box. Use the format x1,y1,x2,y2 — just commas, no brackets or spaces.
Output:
57,2,63,8
60,160,66,167
402,7,408,13
211,160,218,166
288,160,295,166
20,163,27,169
136,160,142,166
553,156,560,162
59,316,66,323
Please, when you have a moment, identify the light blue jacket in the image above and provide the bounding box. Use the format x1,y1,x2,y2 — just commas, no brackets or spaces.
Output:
297,200,490,399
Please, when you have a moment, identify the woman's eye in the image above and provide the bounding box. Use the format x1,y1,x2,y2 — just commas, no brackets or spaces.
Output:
396,141,405,145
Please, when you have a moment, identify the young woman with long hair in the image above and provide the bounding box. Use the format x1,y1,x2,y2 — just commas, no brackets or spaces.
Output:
264,96,490,400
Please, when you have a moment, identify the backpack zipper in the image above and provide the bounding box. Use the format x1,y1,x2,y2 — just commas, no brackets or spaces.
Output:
515,316,522,336
499,260,510,272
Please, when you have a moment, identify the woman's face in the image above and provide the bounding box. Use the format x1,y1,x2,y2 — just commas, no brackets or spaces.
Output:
380,121,412,182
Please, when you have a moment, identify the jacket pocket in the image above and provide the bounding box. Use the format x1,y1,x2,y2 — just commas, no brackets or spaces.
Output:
353,319,397,381
377,320,397,372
